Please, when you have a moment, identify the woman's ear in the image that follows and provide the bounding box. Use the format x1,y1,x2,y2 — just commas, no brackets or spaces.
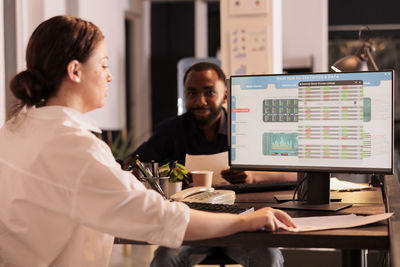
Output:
67,60,82,83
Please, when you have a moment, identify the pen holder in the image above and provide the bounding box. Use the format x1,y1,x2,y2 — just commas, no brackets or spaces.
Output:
141,176,182,198
159,177,169,196
142,177,159,190
142,176,170,199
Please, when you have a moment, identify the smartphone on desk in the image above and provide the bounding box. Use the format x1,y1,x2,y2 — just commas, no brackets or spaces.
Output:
170,186,236,205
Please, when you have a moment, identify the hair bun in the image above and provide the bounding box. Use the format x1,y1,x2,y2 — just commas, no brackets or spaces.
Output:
10,69,48,106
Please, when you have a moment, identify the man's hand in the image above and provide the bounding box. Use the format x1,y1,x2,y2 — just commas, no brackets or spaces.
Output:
122,155,136,170
221,168,255,184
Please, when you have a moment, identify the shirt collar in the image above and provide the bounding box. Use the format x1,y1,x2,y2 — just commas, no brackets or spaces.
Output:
26,106,102,133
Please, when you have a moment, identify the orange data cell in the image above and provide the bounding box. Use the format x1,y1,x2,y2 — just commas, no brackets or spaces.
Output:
232,108,250,113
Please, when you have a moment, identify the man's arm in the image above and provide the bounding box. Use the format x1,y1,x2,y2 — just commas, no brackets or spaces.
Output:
123,121,176,169
221,169,297,184
246,171,297,184
122,140,162,169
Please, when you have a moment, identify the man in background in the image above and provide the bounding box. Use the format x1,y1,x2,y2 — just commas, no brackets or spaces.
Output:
127,62,296,185
125,62,295,267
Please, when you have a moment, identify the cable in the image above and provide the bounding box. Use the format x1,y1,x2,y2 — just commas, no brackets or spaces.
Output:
292,173,309,201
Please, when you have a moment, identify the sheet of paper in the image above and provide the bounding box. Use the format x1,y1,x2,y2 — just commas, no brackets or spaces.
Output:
185,152,230,185
278,213,393,232
330,177,371,191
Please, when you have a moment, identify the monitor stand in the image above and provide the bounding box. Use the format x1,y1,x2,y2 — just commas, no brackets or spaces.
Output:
271,172,352,212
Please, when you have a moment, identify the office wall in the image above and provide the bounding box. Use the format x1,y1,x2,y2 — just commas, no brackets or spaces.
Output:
282,0,328,72
126,0,153,147
15,0,45,72
12,0,126,130
220,0,282,76
3,0,151,138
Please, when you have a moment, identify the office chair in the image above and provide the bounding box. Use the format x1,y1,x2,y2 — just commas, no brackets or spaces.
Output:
197,249,238,267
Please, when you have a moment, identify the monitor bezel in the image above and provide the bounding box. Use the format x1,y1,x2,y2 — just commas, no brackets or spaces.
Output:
228,70,394,175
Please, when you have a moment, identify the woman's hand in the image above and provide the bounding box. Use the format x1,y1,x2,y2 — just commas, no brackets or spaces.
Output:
184,207,296,240
239,207,297,232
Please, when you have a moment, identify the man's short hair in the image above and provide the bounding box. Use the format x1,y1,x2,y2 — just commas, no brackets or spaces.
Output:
183,62,226,85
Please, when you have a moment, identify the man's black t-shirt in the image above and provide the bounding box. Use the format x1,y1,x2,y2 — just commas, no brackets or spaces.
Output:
134,109,228,165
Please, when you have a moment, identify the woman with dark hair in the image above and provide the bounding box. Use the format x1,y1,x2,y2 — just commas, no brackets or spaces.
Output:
0,15,296,267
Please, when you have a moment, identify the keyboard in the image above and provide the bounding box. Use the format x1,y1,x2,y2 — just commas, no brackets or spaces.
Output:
183,202,254,214
213,181,296,193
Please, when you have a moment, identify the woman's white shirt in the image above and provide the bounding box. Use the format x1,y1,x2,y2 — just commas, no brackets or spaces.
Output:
0,106,190,267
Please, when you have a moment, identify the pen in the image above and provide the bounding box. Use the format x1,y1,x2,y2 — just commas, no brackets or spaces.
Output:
145,167,153,177
134,164,148,177
151,160,157,177
135,159,152,177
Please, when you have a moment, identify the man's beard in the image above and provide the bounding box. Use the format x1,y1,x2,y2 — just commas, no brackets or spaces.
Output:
187,105,223,127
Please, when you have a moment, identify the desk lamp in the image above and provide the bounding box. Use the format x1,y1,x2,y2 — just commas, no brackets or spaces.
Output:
331,26,378,72
331,27,383,187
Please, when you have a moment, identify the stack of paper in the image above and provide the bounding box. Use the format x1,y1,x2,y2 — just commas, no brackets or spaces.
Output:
278,213,393,232
330,177,371,191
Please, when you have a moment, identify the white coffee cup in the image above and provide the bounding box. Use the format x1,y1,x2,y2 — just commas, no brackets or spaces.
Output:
191,171,213,187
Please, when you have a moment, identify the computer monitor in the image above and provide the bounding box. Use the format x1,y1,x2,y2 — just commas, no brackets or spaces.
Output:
229,70,394,211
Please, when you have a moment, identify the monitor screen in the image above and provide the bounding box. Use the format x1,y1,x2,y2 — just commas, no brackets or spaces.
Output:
229,71,394,175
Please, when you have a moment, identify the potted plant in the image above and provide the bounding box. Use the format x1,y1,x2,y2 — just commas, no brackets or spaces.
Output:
159,161,189,197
